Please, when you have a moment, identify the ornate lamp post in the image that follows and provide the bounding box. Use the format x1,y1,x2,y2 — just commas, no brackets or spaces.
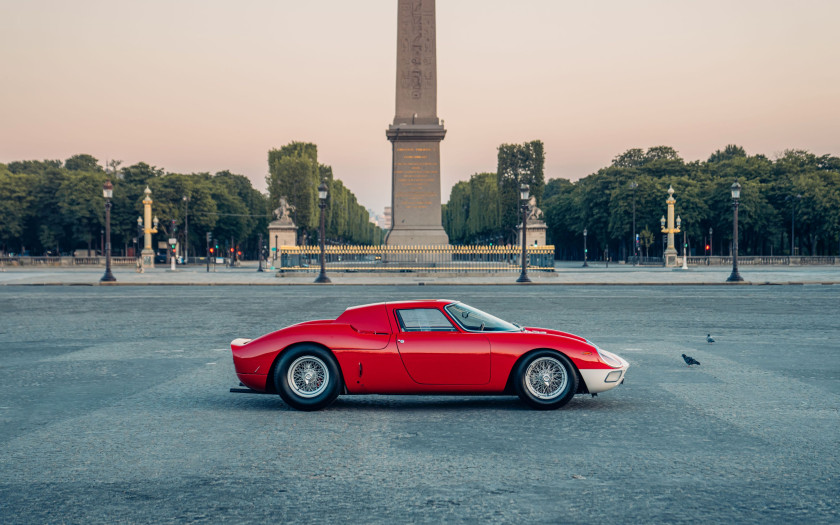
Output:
314,181,331,283
100,180,116,282
583,228,589,268
516,183,531,283
629,180,638,265
660,186,681,267
726,181,744,282
138,187,159,268
136,217,143,266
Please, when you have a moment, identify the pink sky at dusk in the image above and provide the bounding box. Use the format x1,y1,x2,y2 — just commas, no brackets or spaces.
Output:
2,0,838,213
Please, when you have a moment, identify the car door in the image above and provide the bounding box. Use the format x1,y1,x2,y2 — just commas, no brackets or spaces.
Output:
394,308,490,385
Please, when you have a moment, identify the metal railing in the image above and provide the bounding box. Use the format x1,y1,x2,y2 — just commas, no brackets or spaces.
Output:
627,256,665,266
0,256,139,267
274,245,556,273
686,256,836,266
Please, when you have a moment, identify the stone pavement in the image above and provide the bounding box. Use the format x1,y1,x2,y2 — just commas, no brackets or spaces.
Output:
1,285,838,523
0,261,838,286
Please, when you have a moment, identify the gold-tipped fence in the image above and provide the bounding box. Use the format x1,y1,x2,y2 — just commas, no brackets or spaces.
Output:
273,245,555,273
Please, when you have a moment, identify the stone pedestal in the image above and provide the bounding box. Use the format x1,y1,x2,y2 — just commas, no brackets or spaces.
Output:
386,125,449,246
268,221,297,268
141,248,154,269
518,221,548,247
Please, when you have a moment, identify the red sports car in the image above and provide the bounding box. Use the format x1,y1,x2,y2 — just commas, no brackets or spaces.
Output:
230,300,629,411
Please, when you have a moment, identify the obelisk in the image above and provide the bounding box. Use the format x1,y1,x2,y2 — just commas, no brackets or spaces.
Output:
385,0,449,246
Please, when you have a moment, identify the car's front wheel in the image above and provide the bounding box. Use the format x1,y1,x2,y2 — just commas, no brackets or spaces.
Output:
274,345,342,411
514,350,578,410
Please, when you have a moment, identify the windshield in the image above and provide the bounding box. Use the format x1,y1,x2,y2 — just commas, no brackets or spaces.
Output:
444,303,521,332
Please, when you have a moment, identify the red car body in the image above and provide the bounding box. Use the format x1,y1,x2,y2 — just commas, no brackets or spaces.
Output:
230,300,628,410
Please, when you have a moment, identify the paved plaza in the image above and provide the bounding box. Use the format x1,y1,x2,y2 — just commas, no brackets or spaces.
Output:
0,283,838,523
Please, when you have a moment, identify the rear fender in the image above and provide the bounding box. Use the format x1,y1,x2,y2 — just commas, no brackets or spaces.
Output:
264,342,347,395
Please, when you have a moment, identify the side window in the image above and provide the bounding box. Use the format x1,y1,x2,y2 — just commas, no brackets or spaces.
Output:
396,308,456,332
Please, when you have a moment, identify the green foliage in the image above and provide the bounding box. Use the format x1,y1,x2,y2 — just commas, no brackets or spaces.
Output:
267,143,321,240
497,141,545,241
0,164,35,253
4,144,375,256
64,154,103,172
539,145,840,258
444,143,840,258
442,173,501,244
56,170,108,250
267,141,379,245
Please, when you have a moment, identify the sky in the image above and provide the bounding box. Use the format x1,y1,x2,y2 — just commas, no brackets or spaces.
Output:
2,0,839,213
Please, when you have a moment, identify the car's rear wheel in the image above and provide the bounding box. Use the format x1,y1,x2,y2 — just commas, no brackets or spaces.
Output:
514,350,578,410
274,345,342,411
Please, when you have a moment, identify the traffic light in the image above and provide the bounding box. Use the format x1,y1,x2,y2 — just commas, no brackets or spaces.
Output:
706,244,710,251
206,232,212,242
209,247,215,255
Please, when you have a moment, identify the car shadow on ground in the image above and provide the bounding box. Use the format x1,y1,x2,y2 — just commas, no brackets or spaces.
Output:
211,391,633,413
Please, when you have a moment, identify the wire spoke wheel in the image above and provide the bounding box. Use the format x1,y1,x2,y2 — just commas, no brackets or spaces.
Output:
287,356,329,398
524,356,568,400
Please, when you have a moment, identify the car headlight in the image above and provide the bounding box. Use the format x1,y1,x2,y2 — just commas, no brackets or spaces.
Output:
587,341,623,368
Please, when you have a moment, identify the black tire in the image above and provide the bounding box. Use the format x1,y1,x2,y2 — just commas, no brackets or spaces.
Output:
514,350,578,410
274,345,342,411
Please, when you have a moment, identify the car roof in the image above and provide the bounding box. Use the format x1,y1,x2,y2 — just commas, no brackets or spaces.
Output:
385,299,456,308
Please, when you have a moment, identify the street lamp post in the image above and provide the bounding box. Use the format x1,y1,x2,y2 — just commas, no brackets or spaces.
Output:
709,227,713,257
516,183,531,283
183,195,190,263
582,228,589,268
100,181,116,282
727,181,744,282
788,194,802,257
630,181,638,266
315,181,331,284
257,233,264,272
206,232,212,273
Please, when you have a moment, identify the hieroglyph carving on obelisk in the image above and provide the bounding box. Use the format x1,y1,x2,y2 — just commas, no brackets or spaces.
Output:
385,0,449,246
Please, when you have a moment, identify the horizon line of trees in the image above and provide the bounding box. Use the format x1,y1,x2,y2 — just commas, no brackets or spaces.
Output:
443,144,840,259
1,149,382,258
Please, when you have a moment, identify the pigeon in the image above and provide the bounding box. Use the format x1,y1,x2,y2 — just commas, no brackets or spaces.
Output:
706,334,715,344
682,354,700,366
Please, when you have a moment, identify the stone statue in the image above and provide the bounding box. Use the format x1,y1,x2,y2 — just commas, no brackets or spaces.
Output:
273,197,296,227
527,196,544,222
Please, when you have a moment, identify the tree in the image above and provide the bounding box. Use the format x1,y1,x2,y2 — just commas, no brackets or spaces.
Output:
0,165,35,254
267,143,320,242
639,227,655,257
56,170,108,253
708,145,747,163
497,140,545,242
65,154,103,172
